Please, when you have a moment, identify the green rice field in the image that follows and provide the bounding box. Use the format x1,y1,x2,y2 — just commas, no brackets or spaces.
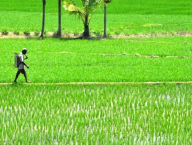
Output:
1,0,192,14
0,0,192,144
1,12,192,35
0,84,192,144
0,37,192,144
0,37,192,83
0,0,192,35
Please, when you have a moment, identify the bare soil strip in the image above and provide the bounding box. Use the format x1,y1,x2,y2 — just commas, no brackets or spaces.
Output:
111,33,192,38
45,51,191,59
0,81,192,86
1,32,192,39
0,35,27,39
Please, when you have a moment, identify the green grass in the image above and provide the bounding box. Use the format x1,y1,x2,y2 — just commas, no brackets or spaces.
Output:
1,0,192,35
1,12,192,35
1,0,192,14
0,84,191,144
0,37,192,83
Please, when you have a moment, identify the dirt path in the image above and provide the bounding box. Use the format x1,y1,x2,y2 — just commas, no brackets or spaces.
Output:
1,32,192,39
46,51,191,59
0,35,27,39
0,81,192,86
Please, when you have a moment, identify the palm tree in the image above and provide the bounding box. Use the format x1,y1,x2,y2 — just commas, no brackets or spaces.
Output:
104,0,111,38
63,0,102,38
40,0,46,39
57,0,62,37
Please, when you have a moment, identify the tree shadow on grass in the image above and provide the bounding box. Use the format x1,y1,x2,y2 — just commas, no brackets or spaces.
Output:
58,36,113,41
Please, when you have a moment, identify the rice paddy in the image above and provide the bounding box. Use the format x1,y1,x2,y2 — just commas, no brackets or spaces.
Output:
1,12,192,35
1,0,192,35
0,37,192,83
0,84,192,144
0,0,192,144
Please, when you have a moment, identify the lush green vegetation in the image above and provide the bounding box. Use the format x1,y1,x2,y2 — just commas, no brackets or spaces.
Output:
0,84,191,144
1,0,192,14
1,0,192,35
1,12,192,35
0,0,192,144
0,37,192,83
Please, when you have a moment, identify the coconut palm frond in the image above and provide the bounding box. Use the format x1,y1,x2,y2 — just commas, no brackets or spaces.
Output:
63,1,86,22
87,0,102,11
62,0,104,38
63,1,84,15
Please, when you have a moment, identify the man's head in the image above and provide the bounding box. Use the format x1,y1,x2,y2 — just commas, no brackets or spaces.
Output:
22,48,27,55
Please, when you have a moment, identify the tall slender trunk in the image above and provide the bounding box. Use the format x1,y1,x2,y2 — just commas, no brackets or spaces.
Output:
83,14,90,38
40,0,46,39
104,2,107,38
57,0,62,37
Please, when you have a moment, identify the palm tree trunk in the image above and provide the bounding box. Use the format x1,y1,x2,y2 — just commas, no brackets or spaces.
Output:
57,0,62,37
83,14,90,38
40,0,46,39
104,2,107,38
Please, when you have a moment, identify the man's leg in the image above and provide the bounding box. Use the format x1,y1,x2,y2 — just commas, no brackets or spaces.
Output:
14,70,21,82
23,69,28,83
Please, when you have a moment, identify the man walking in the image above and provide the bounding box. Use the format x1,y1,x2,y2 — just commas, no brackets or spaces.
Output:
14,48,29,83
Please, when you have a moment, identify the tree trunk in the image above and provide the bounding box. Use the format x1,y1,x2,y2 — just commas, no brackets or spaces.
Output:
40,0,46,39
83,14,90,38
57,0,62,37
104,2,107,38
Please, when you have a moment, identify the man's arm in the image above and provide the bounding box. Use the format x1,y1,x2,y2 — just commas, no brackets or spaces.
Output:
21,55,29,68
24,56,28,60
20,62,29,68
